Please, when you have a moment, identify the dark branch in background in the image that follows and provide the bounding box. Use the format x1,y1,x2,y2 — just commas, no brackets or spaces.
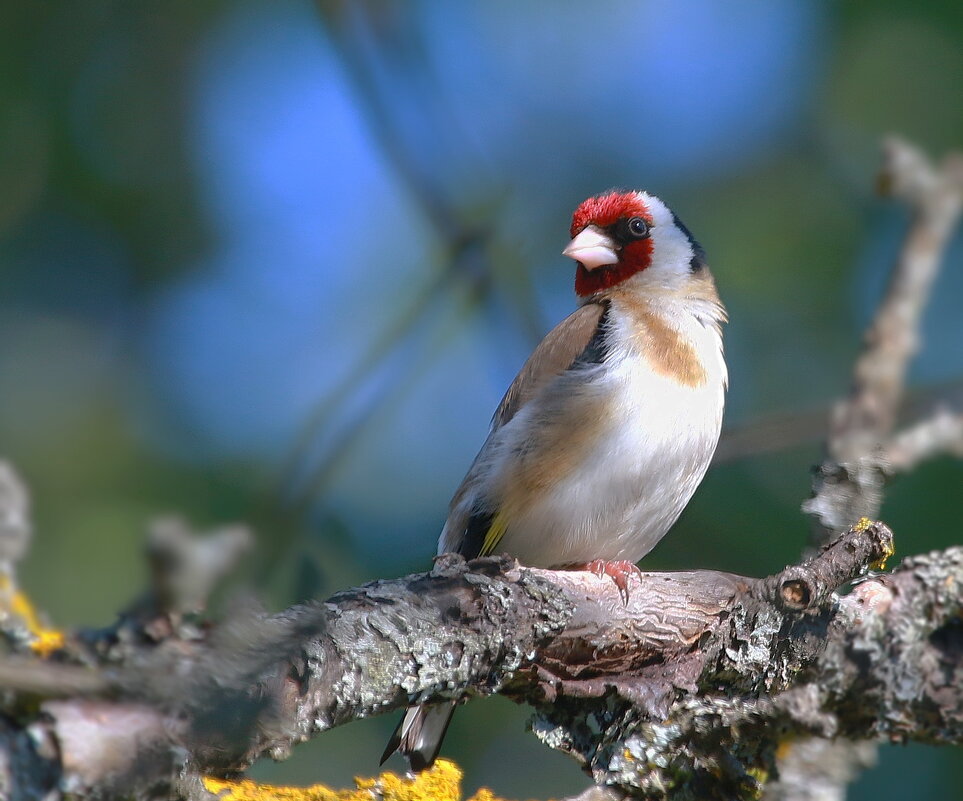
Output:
267,0,497,547
317,0,465,238
0,139,961,801
266,1,546,556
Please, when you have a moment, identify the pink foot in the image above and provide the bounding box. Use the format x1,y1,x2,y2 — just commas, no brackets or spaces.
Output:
569,559,642,604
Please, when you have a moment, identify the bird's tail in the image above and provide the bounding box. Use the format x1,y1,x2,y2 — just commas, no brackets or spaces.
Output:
380,701,457,772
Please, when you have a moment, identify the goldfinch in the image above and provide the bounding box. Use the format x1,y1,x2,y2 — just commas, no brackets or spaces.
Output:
382,190,728,771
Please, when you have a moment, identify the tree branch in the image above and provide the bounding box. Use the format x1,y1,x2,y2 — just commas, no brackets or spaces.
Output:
879,407,963,474
6,518,961,801
712,375,963,465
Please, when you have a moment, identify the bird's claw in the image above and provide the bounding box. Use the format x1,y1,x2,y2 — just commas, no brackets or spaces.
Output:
578,559,641,605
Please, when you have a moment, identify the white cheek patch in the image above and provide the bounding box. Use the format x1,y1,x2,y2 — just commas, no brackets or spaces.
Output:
637,192,696,286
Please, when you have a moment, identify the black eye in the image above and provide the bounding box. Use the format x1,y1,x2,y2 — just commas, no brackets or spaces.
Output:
626,217,649,238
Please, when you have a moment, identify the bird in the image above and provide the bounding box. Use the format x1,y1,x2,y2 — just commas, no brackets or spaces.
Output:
381,189,728,772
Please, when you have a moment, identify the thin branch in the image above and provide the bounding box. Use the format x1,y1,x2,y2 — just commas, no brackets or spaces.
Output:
879,407,963,474
315,1,464,239
831,138,963,456
804,138,963,543
271,4,550,546
713,375,963,465
0,461,31,570
268,5,513,546
0,657,114,697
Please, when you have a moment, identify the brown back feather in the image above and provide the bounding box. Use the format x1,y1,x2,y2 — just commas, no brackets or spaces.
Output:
440,301,607,557
491,301,607,429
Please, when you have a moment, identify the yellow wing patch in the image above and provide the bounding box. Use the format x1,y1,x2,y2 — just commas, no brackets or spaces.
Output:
479,511,509,556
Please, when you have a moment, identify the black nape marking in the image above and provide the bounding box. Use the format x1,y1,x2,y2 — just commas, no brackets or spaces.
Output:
688,254,706,273
671,211,708,272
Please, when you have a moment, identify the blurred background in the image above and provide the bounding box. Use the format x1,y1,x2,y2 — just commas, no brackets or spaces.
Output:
1,0,961,797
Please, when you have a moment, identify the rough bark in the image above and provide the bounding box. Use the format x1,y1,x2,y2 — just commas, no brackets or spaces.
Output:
0,519,960,801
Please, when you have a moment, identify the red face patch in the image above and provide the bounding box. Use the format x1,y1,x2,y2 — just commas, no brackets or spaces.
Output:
570,192,654,296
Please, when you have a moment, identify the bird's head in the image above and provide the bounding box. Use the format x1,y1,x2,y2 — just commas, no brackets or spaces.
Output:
564,190,707,297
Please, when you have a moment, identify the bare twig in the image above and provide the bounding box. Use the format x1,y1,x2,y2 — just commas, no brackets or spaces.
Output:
879,407,963,474
0,657,114,697
562,785,626,801
269,3,549,561
831,139,963,456
804,138,963,542
761,739,878,801
146,518,252,616
713,375,963,465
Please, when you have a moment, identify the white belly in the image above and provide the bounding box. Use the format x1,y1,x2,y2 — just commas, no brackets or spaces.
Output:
493,349,724,567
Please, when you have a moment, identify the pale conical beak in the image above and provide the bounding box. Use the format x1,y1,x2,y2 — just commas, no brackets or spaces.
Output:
562,225,618,270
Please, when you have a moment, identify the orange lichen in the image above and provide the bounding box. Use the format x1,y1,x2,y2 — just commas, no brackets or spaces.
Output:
201,760,516,801
851,517,896,571
774,740,794,762
0,575,65,657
